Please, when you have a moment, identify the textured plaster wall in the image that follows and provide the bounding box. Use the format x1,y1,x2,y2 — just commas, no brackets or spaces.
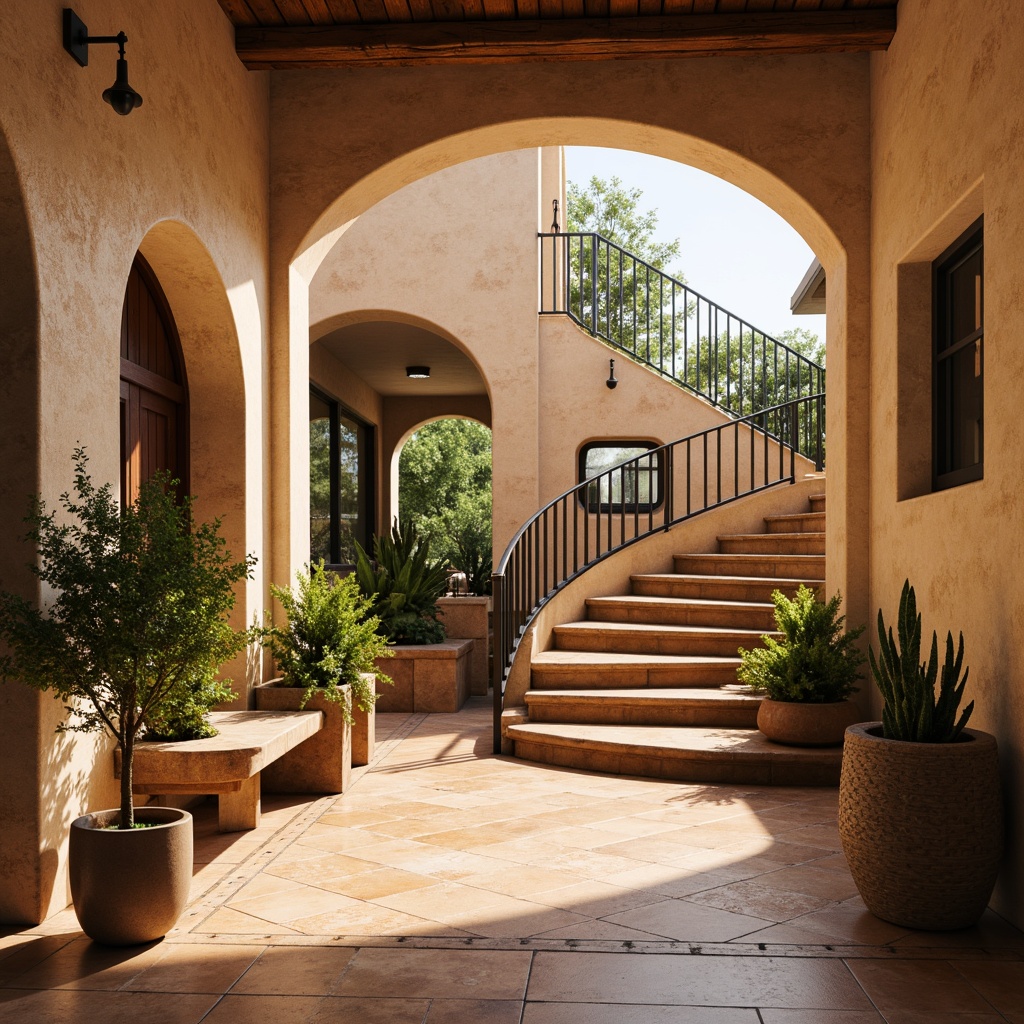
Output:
869,0,1024,927
0,0,269,924
270,55,872,640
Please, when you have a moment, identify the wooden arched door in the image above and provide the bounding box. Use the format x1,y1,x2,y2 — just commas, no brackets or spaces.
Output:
119,255,188,505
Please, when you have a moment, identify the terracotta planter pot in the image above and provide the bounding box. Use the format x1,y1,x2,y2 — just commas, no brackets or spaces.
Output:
839,722,1003,930
757,698,861,747
254,680,351,794
69,806,192,946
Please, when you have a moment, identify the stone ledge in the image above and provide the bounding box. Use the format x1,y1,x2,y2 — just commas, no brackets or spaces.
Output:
376,639,473,713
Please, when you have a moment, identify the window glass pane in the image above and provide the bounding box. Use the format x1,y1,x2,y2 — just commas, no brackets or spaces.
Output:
582,445,660,510
937,341,983,476
309,393,332,564
338,413,360,564
947,247,983,347
585,446,653,477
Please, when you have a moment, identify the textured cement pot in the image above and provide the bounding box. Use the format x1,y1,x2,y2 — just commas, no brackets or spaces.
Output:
757,698,861,747
254,680,352,793
69,806,192,946
839,722,1003,930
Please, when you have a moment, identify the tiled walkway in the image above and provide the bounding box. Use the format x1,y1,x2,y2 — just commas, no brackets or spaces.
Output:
3,698,1023,1022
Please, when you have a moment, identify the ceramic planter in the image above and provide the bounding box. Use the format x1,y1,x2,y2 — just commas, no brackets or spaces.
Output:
254,680,351,793
69,806,192,946
757,698,861,747
351,672,375,767
839,722,1003,930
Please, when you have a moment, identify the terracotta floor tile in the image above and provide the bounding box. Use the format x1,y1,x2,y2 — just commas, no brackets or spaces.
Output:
522,1003,760,1023
744,904,910,945
527,951,873,1008
456,864,590,897
229,945,356,995
424,998,525,1023
121,943,264,993
228,873,306,903
758,1010,884,1023
228,885,362,926
845,960,998,1014
0,935,80,983
758,865,861,902
6,935,168,991
209,993,433,1023
527,879,665,918
333,948,531,1000
950,959,1024,1013
600,865,740,898
879,1014,1007,1024
318,867,440,900
288,903,466,937
373,881,509,922
294,828,395,855
605,898,772,941
0,988,218,1024
684,879,835,923
194,908,302,935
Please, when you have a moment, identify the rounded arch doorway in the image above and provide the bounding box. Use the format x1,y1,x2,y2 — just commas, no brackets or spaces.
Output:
119,254,189,504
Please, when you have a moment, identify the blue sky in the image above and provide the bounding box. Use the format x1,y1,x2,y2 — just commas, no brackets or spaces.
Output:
565,147,826,344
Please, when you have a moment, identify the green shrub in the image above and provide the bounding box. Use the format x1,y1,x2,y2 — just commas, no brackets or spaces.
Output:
354,520,448,645
0,450,255,828
870,579,973,742
267,561,392,719
143,669,238,741
738,585,865,703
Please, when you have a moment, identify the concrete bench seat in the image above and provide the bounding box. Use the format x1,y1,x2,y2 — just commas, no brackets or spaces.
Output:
114,709,323,832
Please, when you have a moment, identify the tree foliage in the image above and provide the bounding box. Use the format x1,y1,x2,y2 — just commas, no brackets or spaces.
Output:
399,419,492,594
0,451,255,827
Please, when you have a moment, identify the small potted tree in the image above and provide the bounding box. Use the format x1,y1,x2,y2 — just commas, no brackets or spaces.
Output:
0,450,254,945
738,585,865,746
839,580,1003,930
258,562,392,786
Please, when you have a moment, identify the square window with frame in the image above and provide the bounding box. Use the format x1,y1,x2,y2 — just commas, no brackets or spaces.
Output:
579,441,663,513
933,217,983,490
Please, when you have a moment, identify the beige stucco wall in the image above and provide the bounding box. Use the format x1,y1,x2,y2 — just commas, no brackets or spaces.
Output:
869,0,1024,926
0,0,270,923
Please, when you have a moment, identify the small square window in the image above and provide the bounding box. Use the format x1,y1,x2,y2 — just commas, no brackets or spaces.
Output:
933,218,983,490
579,441,663,513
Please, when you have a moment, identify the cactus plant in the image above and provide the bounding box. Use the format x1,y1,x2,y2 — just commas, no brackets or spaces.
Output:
869,579,973,742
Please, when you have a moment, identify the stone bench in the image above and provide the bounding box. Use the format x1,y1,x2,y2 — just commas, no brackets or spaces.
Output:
114,709,323,833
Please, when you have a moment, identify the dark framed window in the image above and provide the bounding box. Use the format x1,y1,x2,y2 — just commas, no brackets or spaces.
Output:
310,386,375,566
934,218,983,490
579,441,663,513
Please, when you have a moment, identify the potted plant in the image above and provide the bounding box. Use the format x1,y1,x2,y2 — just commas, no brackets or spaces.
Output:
354,519,449,645
0,450,254,945
738,585,865,746
838,579,1003,930
258,561,392,784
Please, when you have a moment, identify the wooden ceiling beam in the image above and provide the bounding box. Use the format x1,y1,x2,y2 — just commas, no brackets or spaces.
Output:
233,10,896,67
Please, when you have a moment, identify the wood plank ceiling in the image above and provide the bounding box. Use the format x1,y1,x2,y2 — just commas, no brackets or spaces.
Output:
218,0,899,68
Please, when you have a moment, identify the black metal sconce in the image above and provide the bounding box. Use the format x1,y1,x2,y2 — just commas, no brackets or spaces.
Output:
606,358,618,390
63,8,143,116
551,199,560,234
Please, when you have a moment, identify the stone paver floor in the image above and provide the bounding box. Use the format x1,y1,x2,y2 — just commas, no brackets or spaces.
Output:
2,697,1023,1022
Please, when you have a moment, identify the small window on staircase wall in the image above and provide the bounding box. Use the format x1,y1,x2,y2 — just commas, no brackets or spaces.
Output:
579,441,662,514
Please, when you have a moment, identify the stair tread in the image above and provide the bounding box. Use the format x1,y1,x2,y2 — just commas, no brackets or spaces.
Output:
678,553,824,563
763,512,825,522
718,532,825,541
555,621,773,638
506,721,842,763
524,687,761,705
533,650,742,666
634,573,824,586
588,595,774,611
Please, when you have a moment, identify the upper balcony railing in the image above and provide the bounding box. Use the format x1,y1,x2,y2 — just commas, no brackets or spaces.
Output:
539,231,826,443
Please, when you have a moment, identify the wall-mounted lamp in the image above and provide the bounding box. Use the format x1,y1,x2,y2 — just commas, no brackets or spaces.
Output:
406,366,430,379
551,199,560,234
606,358,618,390
63,8,143,116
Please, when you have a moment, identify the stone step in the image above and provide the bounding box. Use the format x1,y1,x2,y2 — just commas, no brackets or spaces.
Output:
673,552,826,579
523,687,762,727
809,493,826,512
503,720,842,786
586,595,777,631
630,573,824,603
553,620,774,658
718,532,826,555
763,511,826,534
531,650,742,689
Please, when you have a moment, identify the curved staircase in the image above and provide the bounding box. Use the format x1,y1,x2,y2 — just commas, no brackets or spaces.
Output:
502,492,843,786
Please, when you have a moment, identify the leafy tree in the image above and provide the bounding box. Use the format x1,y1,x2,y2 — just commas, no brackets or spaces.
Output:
398,419,492,594
566,175,688,370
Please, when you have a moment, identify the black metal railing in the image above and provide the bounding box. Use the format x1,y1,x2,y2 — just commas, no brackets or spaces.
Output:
491,395,824,753
539,231,826,434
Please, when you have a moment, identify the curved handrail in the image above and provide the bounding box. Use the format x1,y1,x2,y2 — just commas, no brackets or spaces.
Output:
491,394,824,753
539,231,826,419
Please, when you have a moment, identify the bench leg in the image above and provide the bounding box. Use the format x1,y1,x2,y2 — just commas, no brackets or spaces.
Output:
218,774,260,832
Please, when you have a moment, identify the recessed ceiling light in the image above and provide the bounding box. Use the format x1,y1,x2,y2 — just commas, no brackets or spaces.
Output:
406,366,430,379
